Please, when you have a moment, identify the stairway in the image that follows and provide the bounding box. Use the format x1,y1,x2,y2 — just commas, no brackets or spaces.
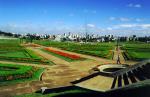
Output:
73,60,150,92
111,61,150,90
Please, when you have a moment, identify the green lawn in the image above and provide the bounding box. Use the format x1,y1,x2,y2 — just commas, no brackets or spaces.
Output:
0,63,32,76
0,39,53,65
0,63,45,85
34,40,114,59
121,42,150,61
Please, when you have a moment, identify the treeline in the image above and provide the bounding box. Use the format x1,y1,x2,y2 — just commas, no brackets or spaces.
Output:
0,30,21,38
119,36,150,43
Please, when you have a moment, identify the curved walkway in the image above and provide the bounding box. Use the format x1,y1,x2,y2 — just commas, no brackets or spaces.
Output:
0,44,137,96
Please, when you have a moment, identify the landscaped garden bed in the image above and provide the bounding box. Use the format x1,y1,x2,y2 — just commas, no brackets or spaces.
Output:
0,39,53,65
0,63,44,83
121,42,150,61
34,40,114,59
44,48,85,62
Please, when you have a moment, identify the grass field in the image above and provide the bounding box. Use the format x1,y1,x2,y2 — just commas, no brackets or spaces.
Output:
121,42,150,61
0,63,44,85
34,40,115,59
0,39,53,64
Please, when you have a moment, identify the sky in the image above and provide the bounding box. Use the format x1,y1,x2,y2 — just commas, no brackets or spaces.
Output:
0,0,150,36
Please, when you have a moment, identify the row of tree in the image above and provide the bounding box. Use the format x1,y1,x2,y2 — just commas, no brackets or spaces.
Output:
0,30,21,38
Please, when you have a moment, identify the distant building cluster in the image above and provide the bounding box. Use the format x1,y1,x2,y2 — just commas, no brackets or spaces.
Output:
0,30,150,43
20,32,150,43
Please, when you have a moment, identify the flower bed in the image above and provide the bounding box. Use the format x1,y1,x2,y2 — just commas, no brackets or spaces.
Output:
45,48,82,60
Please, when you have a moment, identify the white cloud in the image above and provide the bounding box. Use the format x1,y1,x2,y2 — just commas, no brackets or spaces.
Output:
119,17,130,22
111,24,150,30
108,17,148,22
87,24,95,28
134,4,142,8
109,17,131,22
117,24,137,28
107,27,113,30
127,3,142,8
109,17,116,21
140,24,150,29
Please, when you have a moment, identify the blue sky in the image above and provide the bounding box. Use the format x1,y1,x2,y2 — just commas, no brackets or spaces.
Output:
0,0,150,36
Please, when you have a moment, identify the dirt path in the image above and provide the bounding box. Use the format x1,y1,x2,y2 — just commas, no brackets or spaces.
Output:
113,46,125,64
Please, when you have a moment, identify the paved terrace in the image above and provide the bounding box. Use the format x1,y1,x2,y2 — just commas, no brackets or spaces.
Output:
73,60,150,92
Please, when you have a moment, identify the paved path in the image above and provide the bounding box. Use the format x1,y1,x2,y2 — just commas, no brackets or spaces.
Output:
112,46,138,65
0,44,137,96
113,46,125,64
0,64,88,97
75,75,114,92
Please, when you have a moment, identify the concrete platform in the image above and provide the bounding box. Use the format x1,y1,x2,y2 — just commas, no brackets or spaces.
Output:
75,75,114,92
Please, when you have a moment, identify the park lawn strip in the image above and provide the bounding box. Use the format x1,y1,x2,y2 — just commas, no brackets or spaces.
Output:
24,48,42,59
0,39,53,65
0,68,45,86
0,56,52,65
122,42,150,61
0,63,32,76
0,63,45,85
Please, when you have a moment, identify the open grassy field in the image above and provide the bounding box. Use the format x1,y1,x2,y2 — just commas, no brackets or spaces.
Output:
0,63,44,85
34,40,115,59
0,39,53,64
121,42,150,61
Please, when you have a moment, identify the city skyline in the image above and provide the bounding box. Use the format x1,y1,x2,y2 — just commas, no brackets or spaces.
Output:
0,0,150,36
